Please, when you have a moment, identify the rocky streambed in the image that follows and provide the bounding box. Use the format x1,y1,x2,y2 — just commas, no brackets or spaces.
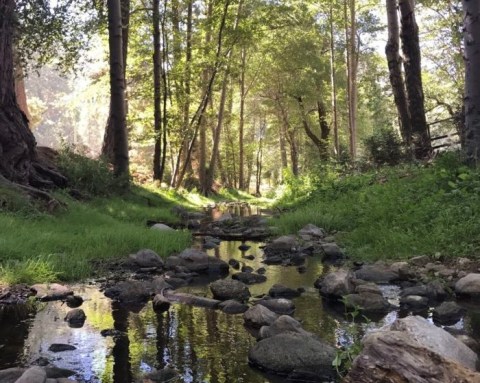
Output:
2,204,480,382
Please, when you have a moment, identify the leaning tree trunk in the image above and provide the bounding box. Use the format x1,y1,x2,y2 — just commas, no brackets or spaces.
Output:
0,0,66,194
386,0,411,147
399,0,431,159
463,0,480,164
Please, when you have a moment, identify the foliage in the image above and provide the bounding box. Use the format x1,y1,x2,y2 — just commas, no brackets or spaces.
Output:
57,146,127,197
272,152,480,261
332,302,368,379
363,127,405,166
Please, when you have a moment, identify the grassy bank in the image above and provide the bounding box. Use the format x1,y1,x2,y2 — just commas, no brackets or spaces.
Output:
272,153,480,261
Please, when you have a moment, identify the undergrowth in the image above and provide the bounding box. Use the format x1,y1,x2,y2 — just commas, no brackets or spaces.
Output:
272,151,480,261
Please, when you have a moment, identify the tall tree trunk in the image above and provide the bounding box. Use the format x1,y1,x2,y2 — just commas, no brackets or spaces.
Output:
463,0,480,164
279,120,288,175
399,0,431,158
0,0,66,191
343,0,359,160
329,3,339,156
385,0,411,146
102,0,130,161
255,134,263,196
198,0,213,190
107,0,129,177
152,0,163,181
14,62,31,123
238,46,247,190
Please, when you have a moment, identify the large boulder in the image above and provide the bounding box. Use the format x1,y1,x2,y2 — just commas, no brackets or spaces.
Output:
30,284,73,301
256,298,295,315
320,243,346,265
0,368,25,383
344,330,480,383
298,224,326,238
14,367,46,383
268,284,301,299
150,223,174,232
219,300,249,314
128,249,164,268
354,263,399,284
455,273,480,297
258,315,310,340
315,270,354,299
343,292,390,314
160,290,220,309
165,249,228,274
104,280,152,309
209,279,251,302
248,333,336,382
388,315,478,371
64,309,86,328
232,272,267,285
244,305,279,328
266,235,298,251
433,301,465,325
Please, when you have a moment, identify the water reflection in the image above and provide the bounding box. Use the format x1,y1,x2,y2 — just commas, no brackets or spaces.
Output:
2,239,480,382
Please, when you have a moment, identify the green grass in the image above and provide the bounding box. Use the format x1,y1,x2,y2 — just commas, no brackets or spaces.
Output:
272,152,480,261
0,193,192,284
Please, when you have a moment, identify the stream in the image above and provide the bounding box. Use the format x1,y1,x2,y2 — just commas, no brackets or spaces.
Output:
1,204,480,382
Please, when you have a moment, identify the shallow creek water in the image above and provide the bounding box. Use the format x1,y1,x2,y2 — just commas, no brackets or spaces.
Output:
2,208,480,382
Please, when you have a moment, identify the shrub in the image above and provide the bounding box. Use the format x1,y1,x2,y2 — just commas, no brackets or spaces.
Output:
363,128,404,166
57,146,127,197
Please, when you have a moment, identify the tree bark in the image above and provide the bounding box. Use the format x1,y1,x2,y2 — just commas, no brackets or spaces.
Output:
329,4,339,156
463,0,480,164
0,0,66,191
238,46,247,190
386,0,411,146
107,0,129,177
399,0,431,158
102,0,130,162
152,0,163,180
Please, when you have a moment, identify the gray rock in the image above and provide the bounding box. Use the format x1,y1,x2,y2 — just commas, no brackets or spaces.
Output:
266,235,298,251
401,281,447,302
14,367,46,383
344,292,390,313
30,284,73,301
433,301,465,325
298,224,326,238
256,298,295,315
219,300,249,314
216,213,233,222
152,294,171,313
355,263,399,284
0,368,25,383
320,243,346,264
258,315,309,340
399,295,429,310
389,315,478,371
268,284,301,299
129,249,164,268
228,259,240,269
232,272,267,285
44,367,76,379
64,309,86,327
65,295,83,308
344,328,480,383
409,255,430,267
48,344,77,352
166,248,229,274
150,223,174,231
315,269,354,299
455,273,480,296
244,305,279,328
151,276,173,293
248,333,336,381
104,280,152,306
210,278,251,302
355,283,382,295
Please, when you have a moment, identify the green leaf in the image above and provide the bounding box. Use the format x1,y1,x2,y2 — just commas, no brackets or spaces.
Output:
448,181,457,189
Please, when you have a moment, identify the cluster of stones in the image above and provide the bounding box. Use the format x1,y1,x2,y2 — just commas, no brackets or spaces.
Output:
315,255,480,381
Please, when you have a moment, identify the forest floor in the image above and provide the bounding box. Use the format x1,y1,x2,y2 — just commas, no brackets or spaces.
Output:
2,150,480,285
